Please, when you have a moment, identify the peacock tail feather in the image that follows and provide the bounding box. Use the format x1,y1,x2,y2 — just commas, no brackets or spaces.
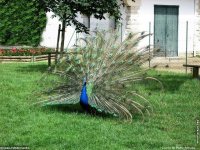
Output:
35,30,163,122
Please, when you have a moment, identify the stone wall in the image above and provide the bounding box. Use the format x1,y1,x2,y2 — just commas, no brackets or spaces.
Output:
125,1,141,35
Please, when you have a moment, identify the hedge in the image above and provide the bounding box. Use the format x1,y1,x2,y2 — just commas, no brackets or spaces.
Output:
0,0,47,46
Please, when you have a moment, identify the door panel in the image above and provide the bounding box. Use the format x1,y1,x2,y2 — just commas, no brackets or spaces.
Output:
166,7,178,57
154,6,167,56
154,6,178,57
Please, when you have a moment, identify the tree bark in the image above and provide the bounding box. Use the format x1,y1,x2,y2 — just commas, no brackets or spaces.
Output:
60,19,66,57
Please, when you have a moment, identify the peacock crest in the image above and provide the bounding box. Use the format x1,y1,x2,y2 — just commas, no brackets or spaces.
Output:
36,31,163,122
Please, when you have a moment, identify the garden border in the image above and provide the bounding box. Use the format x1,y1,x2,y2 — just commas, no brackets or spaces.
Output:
0,54,55,62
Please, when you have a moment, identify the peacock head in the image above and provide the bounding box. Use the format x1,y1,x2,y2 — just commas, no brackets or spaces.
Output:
82,76,93,97
82,76,87,86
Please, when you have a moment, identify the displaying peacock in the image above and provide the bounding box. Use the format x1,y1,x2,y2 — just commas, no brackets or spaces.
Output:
35,31,163,122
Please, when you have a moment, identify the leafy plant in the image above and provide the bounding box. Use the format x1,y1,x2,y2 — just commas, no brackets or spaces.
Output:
0,0,47,46
43,0,122,33
42,0,124,52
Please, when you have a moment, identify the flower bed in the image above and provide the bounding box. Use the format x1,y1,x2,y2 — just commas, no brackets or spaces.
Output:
0,47,52,56
0,47,55,62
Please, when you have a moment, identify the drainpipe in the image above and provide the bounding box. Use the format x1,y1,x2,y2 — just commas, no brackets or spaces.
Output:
193,0,196,57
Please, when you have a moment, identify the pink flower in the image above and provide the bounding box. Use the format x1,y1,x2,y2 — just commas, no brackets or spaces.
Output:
11,47,17,53
0,49,5,55
29,49,36,55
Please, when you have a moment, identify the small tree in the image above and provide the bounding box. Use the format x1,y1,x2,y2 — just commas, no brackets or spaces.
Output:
43,0,122,52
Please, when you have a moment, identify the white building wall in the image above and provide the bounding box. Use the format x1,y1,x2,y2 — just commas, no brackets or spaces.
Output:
136,0,195,56
40,12,83,49
40,1,127,49
40,0,196,56
40,12,60,48
194,0,200,55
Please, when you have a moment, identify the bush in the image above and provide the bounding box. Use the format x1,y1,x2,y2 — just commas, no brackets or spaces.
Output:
0,0,47,46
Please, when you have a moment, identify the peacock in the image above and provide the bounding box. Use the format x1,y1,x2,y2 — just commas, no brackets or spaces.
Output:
35,31,163,122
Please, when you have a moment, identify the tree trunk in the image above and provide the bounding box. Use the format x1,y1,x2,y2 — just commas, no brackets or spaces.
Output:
60,19,66,57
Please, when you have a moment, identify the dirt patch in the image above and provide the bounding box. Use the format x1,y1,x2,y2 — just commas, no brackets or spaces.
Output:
149,56,200,73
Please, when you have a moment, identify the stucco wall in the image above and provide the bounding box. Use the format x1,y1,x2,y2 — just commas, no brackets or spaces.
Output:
41,0,197,56
134,0,195,56
194,0,200,54
40,1,127,49
40,12,82,49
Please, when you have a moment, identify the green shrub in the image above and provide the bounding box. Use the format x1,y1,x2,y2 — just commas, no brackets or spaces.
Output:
0,0,47,46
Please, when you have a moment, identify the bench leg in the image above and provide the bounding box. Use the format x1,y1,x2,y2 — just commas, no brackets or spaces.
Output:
193,67,199,78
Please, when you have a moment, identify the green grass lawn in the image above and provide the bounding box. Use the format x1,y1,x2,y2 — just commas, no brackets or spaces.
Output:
0,63,200,150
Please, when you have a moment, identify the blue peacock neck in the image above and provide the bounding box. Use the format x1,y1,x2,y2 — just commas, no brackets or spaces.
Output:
80,81,89,106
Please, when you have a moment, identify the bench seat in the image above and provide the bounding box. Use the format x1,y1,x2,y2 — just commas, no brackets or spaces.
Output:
183,64,200,78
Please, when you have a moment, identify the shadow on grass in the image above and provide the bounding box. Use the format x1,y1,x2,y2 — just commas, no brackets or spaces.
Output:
42,103,118,120
16,63,49,73
154,73,192,93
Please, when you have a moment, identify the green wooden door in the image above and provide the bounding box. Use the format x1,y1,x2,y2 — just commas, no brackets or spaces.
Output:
154,5,178,57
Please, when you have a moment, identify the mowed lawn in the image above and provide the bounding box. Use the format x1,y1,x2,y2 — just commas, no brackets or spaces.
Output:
0,63,199,150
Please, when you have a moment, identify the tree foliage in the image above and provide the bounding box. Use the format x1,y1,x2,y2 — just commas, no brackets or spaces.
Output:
43,0,122,33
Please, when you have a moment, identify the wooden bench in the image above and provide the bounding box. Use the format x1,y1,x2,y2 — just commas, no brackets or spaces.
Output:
183,64,200,78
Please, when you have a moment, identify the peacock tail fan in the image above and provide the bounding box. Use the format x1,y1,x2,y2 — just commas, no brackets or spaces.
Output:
35,30,163,122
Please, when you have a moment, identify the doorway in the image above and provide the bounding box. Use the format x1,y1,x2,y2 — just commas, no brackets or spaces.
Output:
154,5,179,57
